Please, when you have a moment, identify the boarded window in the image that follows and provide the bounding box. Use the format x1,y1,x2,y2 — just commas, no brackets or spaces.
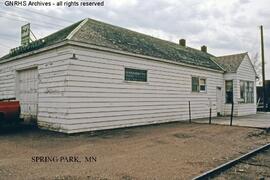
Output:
125,68,147,82
225,80,233,103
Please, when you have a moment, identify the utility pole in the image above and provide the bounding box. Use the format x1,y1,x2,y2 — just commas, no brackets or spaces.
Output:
260,25,267,111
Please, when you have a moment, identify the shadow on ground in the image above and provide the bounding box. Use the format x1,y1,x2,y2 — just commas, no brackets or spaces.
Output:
0,120,194,139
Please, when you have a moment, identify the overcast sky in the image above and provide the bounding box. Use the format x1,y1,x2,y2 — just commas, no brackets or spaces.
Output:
0,0,269,79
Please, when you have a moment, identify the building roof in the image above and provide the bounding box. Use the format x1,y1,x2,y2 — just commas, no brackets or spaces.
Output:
0,20,83,60
215,52,247,72
1,18,223,71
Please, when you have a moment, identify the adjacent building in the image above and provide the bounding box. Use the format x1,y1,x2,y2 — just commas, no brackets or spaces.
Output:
216,53,257,116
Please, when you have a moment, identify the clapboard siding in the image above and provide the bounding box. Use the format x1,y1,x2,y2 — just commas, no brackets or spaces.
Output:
223,55,256,116
39,115,185,133
61,46,223,132
0,46,71,130
7,43,261,133
1,43,257,133
236,55,256,116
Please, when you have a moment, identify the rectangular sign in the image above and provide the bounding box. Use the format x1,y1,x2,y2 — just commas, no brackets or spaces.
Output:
21,23,30,46
125,68,147,82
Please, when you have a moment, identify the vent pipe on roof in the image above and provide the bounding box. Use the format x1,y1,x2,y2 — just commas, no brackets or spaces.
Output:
201,45,207,53
179,39,186,47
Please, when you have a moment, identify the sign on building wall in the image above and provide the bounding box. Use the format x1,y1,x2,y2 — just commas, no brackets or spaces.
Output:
125,68,147,82
21,23,30,46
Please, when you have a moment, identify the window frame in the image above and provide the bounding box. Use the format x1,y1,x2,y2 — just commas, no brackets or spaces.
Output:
240,80,254,104
225,80,233,104
124,67,148,83
191,76,207,93
199,78,207,92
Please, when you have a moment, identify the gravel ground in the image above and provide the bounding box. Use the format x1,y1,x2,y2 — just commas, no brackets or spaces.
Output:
0,122,269,180
213,148,270,180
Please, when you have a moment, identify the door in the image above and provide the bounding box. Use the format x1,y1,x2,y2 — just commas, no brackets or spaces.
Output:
216,87,222,116
17,68,38,121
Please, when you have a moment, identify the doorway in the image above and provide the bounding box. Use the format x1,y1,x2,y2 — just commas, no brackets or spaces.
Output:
16,67,38,122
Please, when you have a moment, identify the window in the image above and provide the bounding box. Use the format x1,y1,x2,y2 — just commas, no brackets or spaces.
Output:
225,80,233,103
240,81,245,101
200,79,206,92
240,81,254,103
192,77,199,92
125,68,147,82
248,82,254,103
192,77,206,92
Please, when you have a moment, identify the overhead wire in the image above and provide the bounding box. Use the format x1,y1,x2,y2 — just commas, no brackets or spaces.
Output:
0,15,63,29
0,7,75,42
0,3,74,56
0,10,66,28
0,34,19,48
12,6,74,24
0,34,20,41
0,43,12,49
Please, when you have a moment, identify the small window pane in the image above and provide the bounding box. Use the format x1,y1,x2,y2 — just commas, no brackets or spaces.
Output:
200,79,206,85
225,80,233,103
240,81,245,102
226,81,233,92
192,77,199,92
200,85,206,91
247,81,254,103
251,82,254,103
199,79,206,92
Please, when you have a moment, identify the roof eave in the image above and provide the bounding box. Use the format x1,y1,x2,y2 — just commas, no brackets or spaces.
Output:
224,70,237,73
0,40,68,64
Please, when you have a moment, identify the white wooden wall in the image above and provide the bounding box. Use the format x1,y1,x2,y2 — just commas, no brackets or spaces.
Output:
223,55,256,116
236,55,256,116
62,46,224,133
0,45,231,133
0,46,71,132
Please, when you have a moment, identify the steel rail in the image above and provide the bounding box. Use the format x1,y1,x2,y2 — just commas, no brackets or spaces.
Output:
192,143,270,180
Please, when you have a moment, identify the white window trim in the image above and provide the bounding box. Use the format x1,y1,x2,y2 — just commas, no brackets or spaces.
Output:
191,76,207,93
240,80,254,104
225,80,234,104
199,78,207,92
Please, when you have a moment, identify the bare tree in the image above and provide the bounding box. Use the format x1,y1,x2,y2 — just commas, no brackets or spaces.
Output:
250,52,262,86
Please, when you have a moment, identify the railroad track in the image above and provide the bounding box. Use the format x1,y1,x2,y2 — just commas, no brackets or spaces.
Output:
193,143,270,180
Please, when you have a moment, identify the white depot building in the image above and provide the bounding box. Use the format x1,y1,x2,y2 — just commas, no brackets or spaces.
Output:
0,18,257,133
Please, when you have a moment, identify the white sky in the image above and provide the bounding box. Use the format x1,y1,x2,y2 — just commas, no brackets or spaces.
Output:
0,0,269,78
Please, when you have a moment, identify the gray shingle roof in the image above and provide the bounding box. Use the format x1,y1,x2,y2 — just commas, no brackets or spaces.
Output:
1,18,223,71
0,20,83,60
215,53,247,72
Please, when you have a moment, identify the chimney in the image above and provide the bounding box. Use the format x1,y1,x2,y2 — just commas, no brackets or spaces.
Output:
201,45,207,53
179,39,186,47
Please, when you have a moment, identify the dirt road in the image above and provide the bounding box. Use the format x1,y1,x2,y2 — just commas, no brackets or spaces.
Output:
0,122,269,180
